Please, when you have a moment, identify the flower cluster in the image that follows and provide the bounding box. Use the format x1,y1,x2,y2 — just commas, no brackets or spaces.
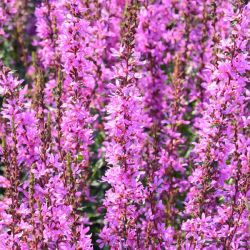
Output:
0,0,249,249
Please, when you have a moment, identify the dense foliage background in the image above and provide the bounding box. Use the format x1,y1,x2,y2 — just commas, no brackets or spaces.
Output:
0,0,249,249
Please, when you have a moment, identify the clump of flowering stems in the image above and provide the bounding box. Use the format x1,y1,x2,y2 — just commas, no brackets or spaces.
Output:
0,0,249,249
0,57,93,248
182,2,250,249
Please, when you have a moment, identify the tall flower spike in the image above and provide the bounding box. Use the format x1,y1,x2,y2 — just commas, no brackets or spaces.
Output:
0,62,29,248
59,1,95,248
100,1,149,249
